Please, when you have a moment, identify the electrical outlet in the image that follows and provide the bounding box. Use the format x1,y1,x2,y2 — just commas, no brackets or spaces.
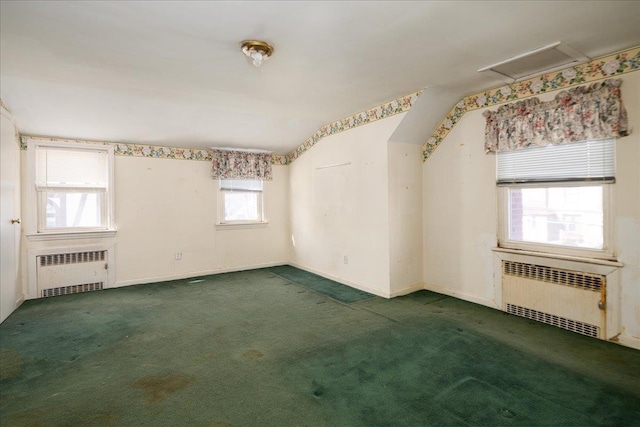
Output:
175,251,182,260
344,255,348,265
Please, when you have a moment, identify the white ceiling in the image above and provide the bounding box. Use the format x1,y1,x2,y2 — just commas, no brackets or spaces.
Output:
1,1,639,154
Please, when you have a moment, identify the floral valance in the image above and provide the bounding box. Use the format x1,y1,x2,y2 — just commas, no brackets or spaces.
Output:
484,78,629,153
210,150,272,180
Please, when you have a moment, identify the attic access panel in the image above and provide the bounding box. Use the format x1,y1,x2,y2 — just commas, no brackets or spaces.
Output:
479,42,590,82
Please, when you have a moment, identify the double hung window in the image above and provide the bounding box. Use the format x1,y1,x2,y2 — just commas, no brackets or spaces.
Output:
28,140,115,237
497,139,615,259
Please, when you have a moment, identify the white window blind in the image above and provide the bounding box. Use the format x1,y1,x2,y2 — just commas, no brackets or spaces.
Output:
35,146,109,190
497,139,615,185
220,179,263,192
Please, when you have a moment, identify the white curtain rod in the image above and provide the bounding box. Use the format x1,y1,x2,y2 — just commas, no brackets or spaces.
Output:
210,147,272,154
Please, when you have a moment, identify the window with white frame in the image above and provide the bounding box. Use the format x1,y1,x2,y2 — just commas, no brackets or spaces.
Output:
218,179,265,224
28,140,115,236
497,139,615,259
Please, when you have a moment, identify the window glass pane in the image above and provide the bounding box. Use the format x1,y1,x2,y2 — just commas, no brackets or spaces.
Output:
45,192,103,229
508,186,603,249
223,192,260,221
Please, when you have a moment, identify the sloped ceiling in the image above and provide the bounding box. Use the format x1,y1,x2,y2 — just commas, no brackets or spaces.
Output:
1,1,639,154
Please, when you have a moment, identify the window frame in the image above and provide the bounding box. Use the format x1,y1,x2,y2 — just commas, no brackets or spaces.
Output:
216,179,267,227
497,179,615,261
26,139,116,240
496,138,617,261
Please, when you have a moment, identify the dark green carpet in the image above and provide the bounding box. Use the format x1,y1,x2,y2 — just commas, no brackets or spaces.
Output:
1,267,639,426
267,265,374,303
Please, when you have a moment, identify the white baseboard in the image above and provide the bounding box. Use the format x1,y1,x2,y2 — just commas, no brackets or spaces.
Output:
612,334,640,351
288,262,389,298
15,294,25,307
390,282,424,298
422,282,499,310
113,261,287,288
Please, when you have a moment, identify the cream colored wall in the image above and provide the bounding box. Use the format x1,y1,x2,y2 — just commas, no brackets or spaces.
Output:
114,156,289,285
388,141,423,296
422,109,497,307
289,114,407,297
614,73,640,344
20,154,289,290
423,72,640,344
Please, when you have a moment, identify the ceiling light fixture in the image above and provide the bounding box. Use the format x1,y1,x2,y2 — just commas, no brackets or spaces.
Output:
241,40,274,67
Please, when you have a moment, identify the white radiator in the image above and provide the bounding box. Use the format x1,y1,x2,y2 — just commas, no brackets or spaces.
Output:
502,260,606,338
36,250,108,298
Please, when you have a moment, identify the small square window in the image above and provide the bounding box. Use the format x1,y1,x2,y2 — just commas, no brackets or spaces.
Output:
219,179,264,224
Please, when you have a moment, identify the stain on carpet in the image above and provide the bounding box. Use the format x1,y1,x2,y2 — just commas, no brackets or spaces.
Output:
312,380,326,399
80,412,119,426
267,265,374,303
0,348,22,379
133,373,195,404
5,409,45,427
242,349,264,361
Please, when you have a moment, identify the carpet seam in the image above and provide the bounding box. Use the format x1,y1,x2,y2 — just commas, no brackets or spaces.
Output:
266,268,375,306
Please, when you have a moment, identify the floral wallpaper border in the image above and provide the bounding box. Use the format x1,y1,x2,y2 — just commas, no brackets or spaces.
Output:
422,46,640,161
21,135,211,160
285,91,421,164
20,135,289,165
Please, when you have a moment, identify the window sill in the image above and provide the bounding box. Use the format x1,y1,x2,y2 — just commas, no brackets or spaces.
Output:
215,222,269,230
27,229,118,241
492,247,623,267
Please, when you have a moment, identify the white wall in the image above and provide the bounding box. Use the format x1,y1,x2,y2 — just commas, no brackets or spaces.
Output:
614,73,640,345
423,72,640,345
0,107,23,322
21,153,290,291
422,104,498,307
289,113,406,297
114,156,289,285
388,140,423,296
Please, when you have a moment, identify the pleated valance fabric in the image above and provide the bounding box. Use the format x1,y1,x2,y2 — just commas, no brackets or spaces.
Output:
210,150,272,180
484,79,629,153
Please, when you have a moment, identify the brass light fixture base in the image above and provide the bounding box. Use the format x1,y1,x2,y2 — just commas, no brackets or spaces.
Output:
241,40,274,67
